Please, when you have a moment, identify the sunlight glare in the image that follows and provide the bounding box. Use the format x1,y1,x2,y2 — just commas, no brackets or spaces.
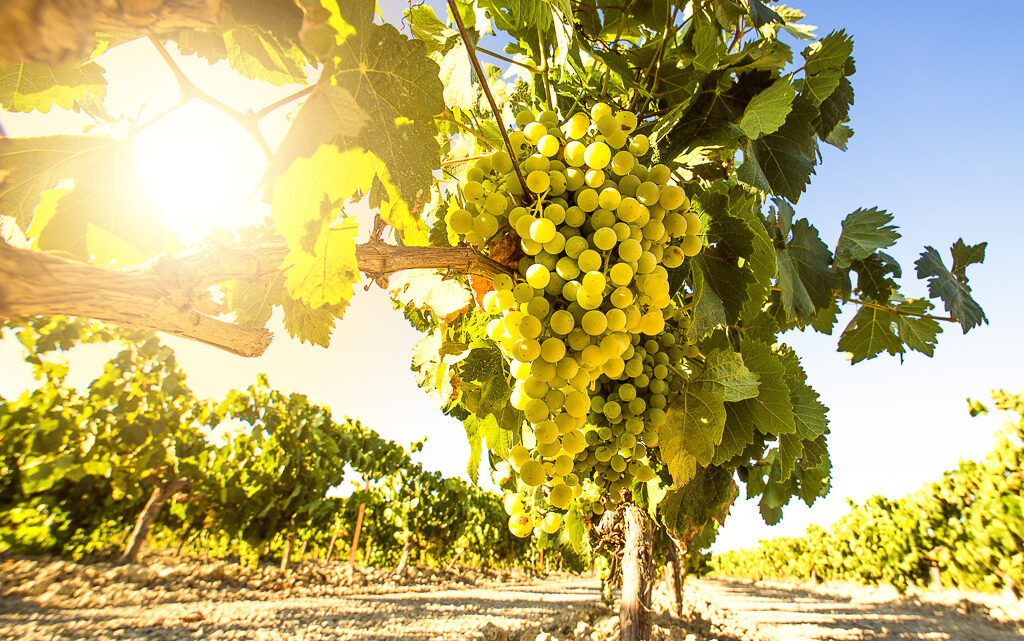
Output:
134,104,267,243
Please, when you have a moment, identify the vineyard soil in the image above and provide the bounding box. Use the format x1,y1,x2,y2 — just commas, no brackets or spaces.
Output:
689,577,1024,641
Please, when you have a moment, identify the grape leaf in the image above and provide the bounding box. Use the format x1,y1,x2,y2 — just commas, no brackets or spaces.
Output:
703,349,759,402
746,0,784,29
834,207,900,269
736,97,818,202
282,218,360,309
661,378,725,484
659,464,737,544
837,306,903,363
224,24,308,86
281,295,344,347
687,261,727,343
463,417,482,483
405,5,456,52
825,123,854,150
0,61,106,113
389,270,472,322
851,251,901,303
894,299,942,356
799,30,854,106
739,77,796,140
726,340,796,437
563,502,587,554
914,241,988,333
715,404,757,466
814,76,854,140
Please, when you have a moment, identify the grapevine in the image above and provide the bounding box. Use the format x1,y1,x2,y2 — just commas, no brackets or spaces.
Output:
445,103,703,537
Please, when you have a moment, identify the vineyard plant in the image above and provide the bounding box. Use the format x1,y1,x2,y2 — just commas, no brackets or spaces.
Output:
710,390,1024,597
0,319,534,571
0,0,992,638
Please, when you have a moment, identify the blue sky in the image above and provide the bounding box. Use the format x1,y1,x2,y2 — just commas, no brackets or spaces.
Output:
2,1,1022,553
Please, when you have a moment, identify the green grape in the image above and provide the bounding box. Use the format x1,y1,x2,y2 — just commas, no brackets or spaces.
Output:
514,213,534,239
598,187,621,211
523,154,550,173
519,314,542,339
582,310,608,335
549,483,573,509
616,197,642,223
485,192,508,216
578,249,602,272
524,264,550,289
474,212,498,238
617,174,640,198
555,256,581,281
605,130,627,149
530,217,557,244
561,280,580,302
606,308,627,332
492,273,514,291
648,163,671,185
448,208,473,234
628,134,650,157
617,238,642,262
659,184,686,210
610,286,634,309
519,459,546,486
585,169,605,188
609,454,627,473
636,182,660,206
549,309,574,335
581,270,606,294
565,390,591,418
663,245,684,268
612,222,630,242
596,113,619,136
526,170,550,194
593,227,617,251
590,208,616,229
637,251,657,274
515,110,536,128
576,188,599,212
543,233,566,255
555,357,579,381
611,150,635,176
537,134,561,157
541,337,566,363
643,219,666,242
664,213,686,237
508,130,530,158
591,102,613,120
566,113,590,139
538,109,559,125
681,234,702,256
564,206,586,228
616,110,638,133
609,262,633,286
492,151,513,173
495,289,516,310
548,171,567,196
526,296,550,319
565,168,585,192
584,142,611,170
520,238,542,255
524,121,547,143
564,140,586,167
464,180,485,202
683,213,702,235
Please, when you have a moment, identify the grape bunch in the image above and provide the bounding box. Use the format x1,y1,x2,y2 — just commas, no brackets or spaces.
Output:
448,104,703,538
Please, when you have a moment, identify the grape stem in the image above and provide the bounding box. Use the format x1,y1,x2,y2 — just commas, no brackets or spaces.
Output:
768,286,958,324
147,36,273,160
445,0,531,202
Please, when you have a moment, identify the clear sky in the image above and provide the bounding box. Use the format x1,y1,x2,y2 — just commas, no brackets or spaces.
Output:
2,1,1022,553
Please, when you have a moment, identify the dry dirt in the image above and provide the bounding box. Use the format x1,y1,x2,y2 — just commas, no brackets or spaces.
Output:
2,555,1023,641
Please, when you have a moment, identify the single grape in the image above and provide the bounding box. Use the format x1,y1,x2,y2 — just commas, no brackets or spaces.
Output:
628,134,650,157
526,170,550,194
611,150,635,176
598,187,622,211
584,142,611,169
524,121,548,143
448,208,473,234
681,234,703,256
537,134,561,157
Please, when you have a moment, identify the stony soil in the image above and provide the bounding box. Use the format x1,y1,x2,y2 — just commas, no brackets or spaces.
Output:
2,555,1023,641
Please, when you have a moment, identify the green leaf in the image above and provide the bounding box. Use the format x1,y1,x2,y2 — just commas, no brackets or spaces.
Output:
405,5,456,52
914,241,988,333
746,0,784,29
438,43,479,110
703,349,759,402
834,208,900,269
814,76,854,140
776,218,834,322
837,306,903,363
281,295,343,347
894,299,942,356
851,251,901,303
736,97,818,201
825,123,854,150
661,377,726,483
224,25,308,86
726,340,796,437
687,261,727,343
799,30,854,105
282,219,360,309
0,136,179,261
463,417,482,484
715,404,757,466
564,502,586,554
692,15,726,73
0,61,106,113
659,465,737,544
739,77,796,139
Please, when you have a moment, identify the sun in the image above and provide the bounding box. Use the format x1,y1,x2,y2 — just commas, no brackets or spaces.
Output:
133,103,269,244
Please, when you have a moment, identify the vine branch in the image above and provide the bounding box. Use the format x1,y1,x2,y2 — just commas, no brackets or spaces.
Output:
445,0,529,198
0,240,510,358
147,35,273,160
769,286,958,324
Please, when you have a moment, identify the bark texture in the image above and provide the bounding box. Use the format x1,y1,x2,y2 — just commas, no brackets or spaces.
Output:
620,503,654,641
0,0,221,65
394,540,414,578
0,239,509,357
119,475,190,565
665,540,683,618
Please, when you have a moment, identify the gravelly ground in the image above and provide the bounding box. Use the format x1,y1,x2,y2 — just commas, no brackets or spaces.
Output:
688,577,1024,641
